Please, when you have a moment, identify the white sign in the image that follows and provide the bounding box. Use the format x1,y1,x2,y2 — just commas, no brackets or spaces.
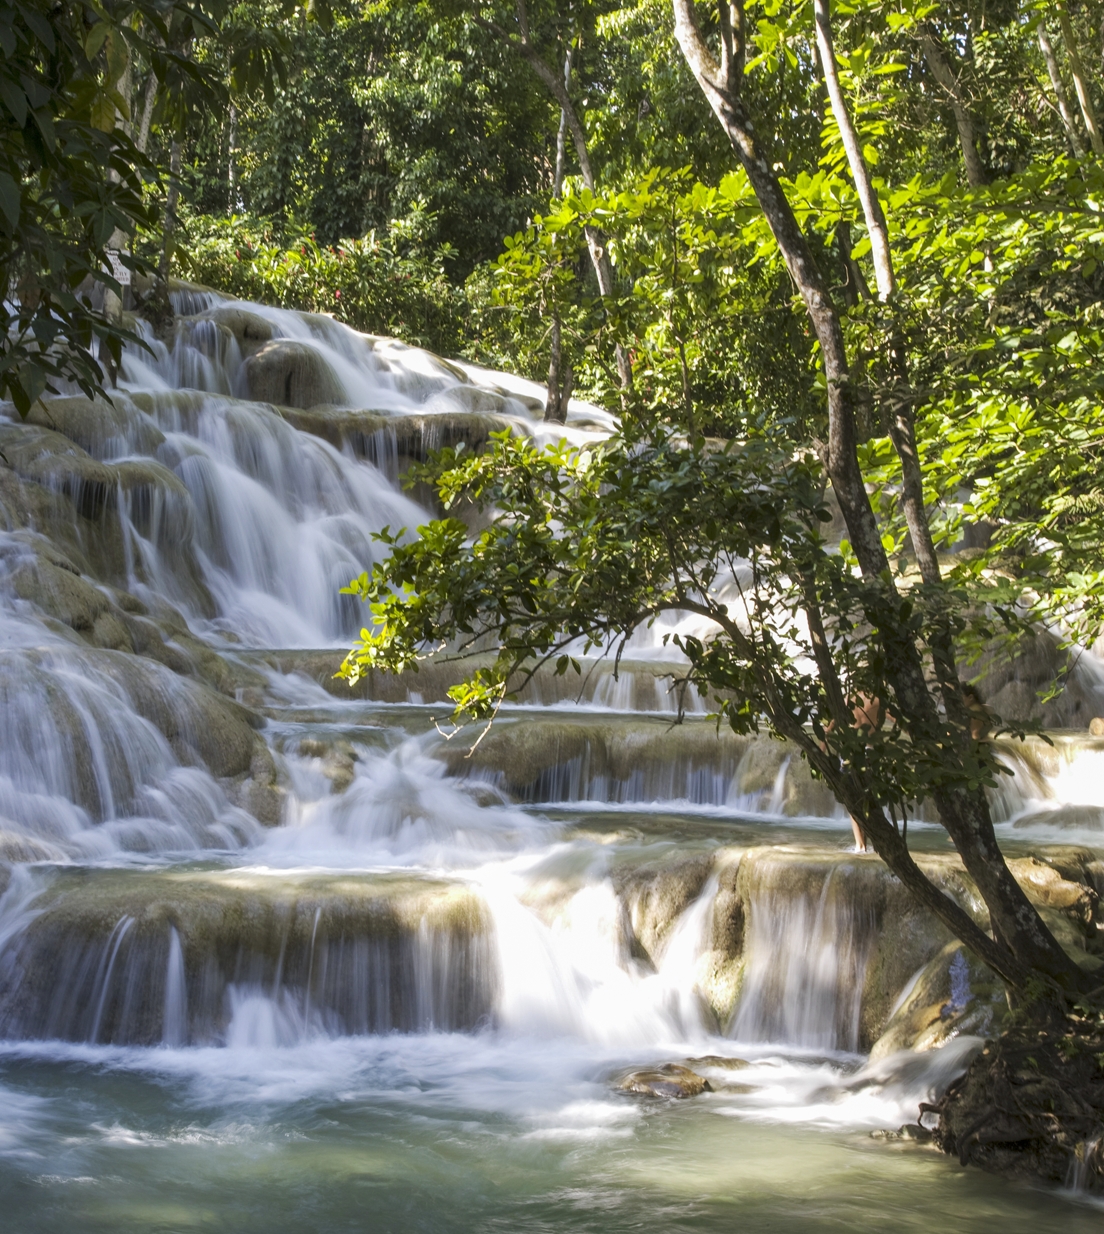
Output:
106,249,131,286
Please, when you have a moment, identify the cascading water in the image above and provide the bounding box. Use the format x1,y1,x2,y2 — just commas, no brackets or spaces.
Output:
730,863,874,1052
1,289,1103,1230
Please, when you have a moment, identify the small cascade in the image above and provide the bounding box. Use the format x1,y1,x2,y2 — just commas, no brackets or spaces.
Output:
650,873,719,1038
440,717,837,816
162,925,187,1046
991,734,1104,837
0,869,497,1045
116,389,428,646
485,870,716,1047
0,609,262,859
265,738,550,867
731,859,877,1052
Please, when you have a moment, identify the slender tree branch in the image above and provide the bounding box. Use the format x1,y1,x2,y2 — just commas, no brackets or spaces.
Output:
814,0,895,299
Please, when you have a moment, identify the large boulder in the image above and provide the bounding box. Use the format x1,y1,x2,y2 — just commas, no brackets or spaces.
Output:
192,305,274,357
243,340,345,409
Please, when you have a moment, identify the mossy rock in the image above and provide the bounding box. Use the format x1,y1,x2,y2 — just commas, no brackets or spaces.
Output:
613,852,715,962
0,422,117,517
617,1063,712,1098
243,339,345,409
868,941,1007,1061
27,396,165,458
191,305,274,356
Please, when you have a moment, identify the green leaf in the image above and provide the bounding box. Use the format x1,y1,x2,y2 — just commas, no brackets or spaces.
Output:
90,91,115,133
83,20,109,62
0,170,19,231
0,76,26,127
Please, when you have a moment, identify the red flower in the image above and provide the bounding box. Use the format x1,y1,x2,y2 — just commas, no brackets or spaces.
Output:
335,290,341,299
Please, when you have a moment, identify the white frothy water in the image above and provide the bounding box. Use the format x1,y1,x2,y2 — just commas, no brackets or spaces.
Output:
731,863,874,1053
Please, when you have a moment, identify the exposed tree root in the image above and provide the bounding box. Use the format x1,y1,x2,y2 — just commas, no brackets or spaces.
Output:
928,1020,1104,1192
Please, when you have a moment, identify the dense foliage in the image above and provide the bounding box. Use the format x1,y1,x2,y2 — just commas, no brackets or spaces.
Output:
0,0,210,413
176,209,470,354
178,1,557,273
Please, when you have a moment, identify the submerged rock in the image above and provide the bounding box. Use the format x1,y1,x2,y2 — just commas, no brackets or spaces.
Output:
617,1063,712,1098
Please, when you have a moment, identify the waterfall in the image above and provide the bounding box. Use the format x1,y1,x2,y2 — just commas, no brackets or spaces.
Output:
0,868,499,1045
2,286,1101,1227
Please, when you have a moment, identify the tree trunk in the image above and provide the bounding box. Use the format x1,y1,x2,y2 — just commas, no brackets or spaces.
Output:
159,139,182,286
1039,21,1087,156
546,41,574,424
545,317,574,424
671,0,1086,996
136,71,157,155
553,42,574,191
228,101,238,214
918,25,988,188
834,221,869,305
1055,0,1104,156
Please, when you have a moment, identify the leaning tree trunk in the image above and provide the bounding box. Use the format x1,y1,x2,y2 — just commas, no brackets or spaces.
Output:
671,0,1086,997
813,0,895,298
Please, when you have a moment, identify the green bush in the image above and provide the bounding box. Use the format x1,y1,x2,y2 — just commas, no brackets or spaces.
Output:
175,211,471,359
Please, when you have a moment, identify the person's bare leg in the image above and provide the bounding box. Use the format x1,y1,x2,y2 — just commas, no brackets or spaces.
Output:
850,815,867,851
